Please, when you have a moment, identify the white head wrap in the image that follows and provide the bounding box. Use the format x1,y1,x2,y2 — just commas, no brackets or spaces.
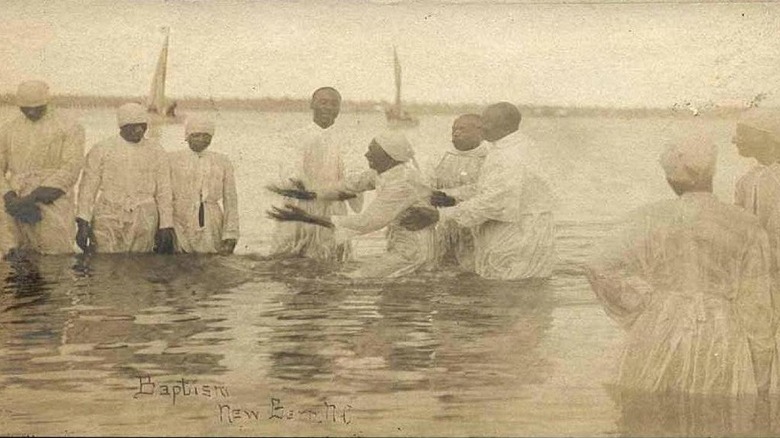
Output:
185,116,215,137
117,103,148,127
737,108,780,143
659,133,717,185
374,131,414,162
16,80,50,107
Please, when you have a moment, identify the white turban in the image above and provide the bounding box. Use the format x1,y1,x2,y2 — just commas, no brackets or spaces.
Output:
16,80,50,107
659,133,717,185
185,116,215,137
117,103,148,127
737,108,780,142
374,131,414,162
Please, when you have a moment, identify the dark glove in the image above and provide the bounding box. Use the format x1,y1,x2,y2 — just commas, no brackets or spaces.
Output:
219,238,237,255
75,218,94,253
430,190,458,207
154,228,176,254
30,186,65,204
398,207,440,231
4,191,42,224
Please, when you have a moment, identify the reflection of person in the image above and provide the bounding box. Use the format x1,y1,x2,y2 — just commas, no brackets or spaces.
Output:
0,80,85,256
431,114,489,271
169,116,239,254
586,134,774,396
270,87,362,262
268,132,436,278
76,103,175,254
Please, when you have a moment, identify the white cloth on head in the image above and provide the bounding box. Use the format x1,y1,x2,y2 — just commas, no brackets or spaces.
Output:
169,149,239,253
585,192,775,395
185,116,215,137
117,103,148,127
738,108,780,141
375,131,414,162
659,134,716,185
0,108,84,254
16,81,50,107
77,136,173,253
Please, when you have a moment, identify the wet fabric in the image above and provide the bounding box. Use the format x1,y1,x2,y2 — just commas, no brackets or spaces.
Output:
330,165,435,278
169,149,239,253
439,131,555,280
433,141,489,270
586,192,775,396
0,109,85,254
270,122,361,261
77,136,173,253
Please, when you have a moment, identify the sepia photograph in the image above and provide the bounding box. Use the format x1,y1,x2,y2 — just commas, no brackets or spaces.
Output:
2,0,780,436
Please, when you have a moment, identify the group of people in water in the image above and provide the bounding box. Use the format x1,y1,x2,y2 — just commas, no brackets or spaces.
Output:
5,78,780,399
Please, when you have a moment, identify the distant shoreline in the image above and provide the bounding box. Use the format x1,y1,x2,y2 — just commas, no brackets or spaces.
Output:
0,93,754,119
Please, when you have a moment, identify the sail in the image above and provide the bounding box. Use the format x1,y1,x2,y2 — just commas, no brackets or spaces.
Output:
393,46,402,110
147,29,169,114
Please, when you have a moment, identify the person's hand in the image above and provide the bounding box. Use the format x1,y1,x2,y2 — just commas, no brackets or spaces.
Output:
266,178,317,200
219,238,237,255
267,204,333,228
154,228,176,254
75,218,94,253
4,192,42,224
430,190,457,207
398,207,440,231
30,186,66,204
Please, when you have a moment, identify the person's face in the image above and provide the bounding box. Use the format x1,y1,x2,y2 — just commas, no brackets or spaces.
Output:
119,123,147,143
311,90,341,129
481,107,505,142
365,141,394,173
20,105,47,122
452,117,483,151
187,133,212,153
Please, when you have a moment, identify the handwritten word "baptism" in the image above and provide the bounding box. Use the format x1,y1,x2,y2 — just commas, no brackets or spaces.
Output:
133,376,230,405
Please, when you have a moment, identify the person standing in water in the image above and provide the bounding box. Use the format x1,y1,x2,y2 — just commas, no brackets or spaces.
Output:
169,116,239,254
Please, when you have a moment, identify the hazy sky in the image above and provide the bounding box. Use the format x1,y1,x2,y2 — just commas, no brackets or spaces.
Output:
2,0,780,108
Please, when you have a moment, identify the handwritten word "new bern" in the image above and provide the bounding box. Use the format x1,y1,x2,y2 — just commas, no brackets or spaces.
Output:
133,376,229,405
218,398,352,424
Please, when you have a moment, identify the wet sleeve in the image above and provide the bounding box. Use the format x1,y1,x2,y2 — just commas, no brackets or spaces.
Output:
331,179,416,240
319,169,376,201
444,183,479,202
735,229,774,392
155,148,174,229
221,158,239,240
76,145,104,222
439,163,524,228
42,121,85,191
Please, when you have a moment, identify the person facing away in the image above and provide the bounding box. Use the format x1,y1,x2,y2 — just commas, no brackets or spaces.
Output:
267,132,436,278
423,102,555,280
169,116,239,254
431,113,490,271
269,86,362,262
75,103,175,254
0,80,85,256
585,134,774,396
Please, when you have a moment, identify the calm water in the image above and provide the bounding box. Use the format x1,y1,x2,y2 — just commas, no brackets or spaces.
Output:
0,107,773,436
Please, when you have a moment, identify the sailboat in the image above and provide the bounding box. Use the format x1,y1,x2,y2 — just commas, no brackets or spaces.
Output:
385,47,419,128
147,27,182,123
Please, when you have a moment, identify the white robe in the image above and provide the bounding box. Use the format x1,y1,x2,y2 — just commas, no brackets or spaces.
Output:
270,122,361,261
433,141,489,271
0,109,85,254
77,136,173,253
439,131,555,280
330,165,435,278
586,192,775,395
169,149,239,253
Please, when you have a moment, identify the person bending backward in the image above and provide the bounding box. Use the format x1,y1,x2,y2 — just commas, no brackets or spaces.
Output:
169,116,239,254
410,102,555,280
268,132,436,278
75,103,175,254
586,135,775,396
0,80,85,256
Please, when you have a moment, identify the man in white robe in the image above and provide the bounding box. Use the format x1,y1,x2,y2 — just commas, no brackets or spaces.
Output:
432,114,489,271
270,87,361,262
0,80,85,255
427,102,555,280
169,116,239,254
76,103,175,254
586,134,774,396
268,132,435,278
